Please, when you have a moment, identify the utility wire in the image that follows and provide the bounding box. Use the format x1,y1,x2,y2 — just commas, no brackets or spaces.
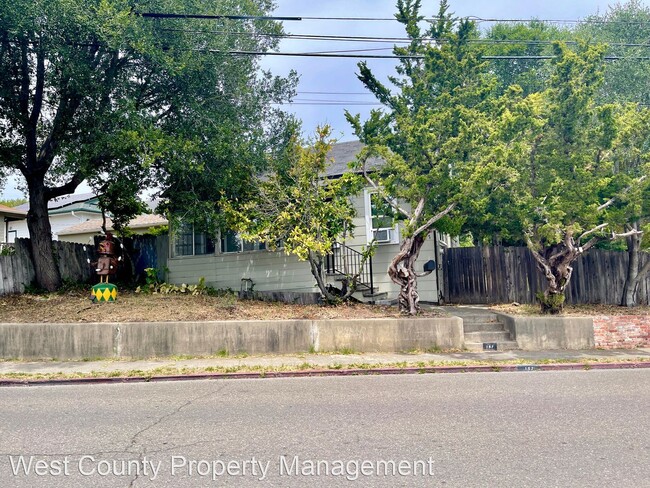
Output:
137,12,650,25
155,28,650,49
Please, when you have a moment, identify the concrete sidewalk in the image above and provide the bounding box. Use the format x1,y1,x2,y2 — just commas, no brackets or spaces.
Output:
2,348,649,376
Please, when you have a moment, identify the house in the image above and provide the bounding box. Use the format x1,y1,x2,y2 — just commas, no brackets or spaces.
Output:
8,193,102,242
57,214,169,244
0,204,27,244
165,141,455,304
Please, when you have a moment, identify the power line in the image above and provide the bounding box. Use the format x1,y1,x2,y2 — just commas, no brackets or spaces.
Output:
192,48,650,61
155,27,650,49
137,12,650,26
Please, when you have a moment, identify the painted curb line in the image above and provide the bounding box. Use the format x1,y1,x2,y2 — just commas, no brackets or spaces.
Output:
1,361,649,387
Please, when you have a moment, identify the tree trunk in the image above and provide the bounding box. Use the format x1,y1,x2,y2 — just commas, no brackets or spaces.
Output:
621,224,642,307
528,241,578,315
26,178,61,291
388,233,426,315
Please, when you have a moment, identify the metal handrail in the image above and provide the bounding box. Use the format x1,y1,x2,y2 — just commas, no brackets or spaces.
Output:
325,243,373,291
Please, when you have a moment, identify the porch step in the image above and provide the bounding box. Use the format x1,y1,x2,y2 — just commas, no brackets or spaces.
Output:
464,341,520,352
362,290,388,299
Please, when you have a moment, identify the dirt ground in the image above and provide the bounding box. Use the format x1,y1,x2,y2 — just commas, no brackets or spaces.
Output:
488,303,650,316
0,290,447,323
2,290,647,323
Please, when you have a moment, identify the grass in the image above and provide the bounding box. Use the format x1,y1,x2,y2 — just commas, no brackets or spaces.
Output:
1,356,647,382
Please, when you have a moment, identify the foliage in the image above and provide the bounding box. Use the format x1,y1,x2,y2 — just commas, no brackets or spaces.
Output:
136,272,208,296
0,244,15,256
481,21,572,96
472,41,650,313
346,0,495,314
0,198,27,207
0,0,296,291
223,126,367,303
576,0,650,106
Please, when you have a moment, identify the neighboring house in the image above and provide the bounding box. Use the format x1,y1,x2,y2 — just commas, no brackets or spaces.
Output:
0,204,27,244
8,193,103,242
166,141,455,304
57,214,169,244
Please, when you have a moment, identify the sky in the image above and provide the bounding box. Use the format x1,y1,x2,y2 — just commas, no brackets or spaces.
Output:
0,0,640,200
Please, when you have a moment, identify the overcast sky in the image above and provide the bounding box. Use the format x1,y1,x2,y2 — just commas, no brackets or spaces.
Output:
265,0,625,142
0,0,642,199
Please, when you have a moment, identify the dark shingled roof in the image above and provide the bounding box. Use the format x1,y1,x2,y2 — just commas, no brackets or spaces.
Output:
324,140,385,177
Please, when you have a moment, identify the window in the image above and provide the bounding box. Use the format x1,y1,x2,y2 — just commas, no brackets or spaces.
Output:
174,223,216,257
369,192,399,244
220,229,266,253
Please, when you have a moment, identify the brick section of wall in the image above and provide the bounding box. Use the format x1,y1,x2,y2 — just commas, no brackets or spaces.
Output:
593,316,650,349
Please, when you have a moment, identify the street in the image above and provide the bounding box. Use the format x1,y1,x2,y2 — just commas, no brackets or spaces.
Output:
0,370,648,487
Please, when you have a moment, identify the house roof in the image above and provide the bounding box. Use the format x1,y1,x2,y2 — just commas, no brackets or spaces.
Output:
324,140,385,177
15,192,98,212
0,203,27,219
57,214,168,236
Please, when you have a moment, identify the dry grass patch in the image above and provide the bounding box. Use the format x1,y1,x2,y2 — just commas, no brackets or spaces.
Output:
0,290,446,323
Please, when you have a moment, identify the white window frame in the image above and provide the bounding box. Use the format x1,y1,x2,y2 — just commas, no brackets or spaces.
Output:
364,189,400,245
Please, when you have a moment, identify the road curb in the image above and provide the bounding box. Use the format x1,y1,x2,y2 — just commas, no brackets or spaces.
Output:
1,361,649,387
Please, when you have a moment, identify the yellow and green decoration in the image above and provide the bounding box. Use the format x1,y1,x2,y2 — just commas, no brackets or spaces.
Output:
91,282,118,302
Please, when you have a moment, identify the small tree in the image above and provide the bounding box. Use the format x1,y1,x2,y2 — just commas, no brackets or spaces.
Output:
346,0,494,315
223,126,369,303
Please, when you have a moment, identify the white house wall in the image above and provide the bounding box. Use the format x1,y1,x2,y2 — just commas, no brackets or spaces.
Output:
167,250,318,293
8,212,99,241
0,218,6,243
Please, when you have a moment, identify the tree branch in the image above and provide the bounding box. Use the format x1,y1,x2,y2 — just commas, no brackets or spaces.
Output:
413,202,456,237
598,175,647,211
361,154,410,218
45,173,85,200
578,223,608,243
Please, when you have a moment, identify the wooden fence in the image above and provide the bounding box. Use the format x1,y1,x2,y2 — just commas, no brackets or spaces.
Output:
443,246,650,305
0,235,169,295
0,238,95,295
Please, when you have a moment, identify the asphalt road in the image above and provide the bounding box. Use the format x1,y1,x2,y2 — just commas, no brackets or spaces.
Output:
0,370,648,487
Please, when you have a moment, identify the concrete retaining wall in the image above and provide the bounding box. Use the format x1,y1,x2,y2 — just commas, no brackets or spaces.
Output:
496,314,595,350
0,317,463,360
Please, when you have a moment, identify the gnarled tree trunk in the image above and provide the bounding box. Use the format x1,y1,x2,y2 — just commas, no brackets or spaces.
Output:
526,232,598,315
388,233,427,315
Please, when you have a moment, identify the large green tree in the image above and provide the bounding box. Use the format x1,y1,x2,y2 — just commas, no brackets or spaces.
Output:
0,0,294,291
347,0,494,315
476,42,646,313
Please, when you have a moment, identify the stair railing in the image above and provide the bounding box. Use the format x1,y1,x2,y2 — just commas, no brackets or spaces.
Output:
325,242,373,292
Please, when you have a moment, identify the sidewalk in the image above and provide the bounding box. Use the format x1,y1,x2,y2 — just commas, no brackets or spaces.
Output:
2,348,649,377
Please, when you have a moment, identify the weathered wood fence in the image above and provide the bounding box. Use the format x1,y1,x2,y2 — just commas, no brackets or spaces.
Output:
443,246,649,305
0,235,169,295
0,238,95,295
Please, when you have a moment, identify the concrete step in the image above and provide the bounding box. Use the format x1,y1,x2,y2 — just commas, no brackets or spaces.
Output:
463,322,506,333
459,313,500,325
464,331,512,343
464,341,519,352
